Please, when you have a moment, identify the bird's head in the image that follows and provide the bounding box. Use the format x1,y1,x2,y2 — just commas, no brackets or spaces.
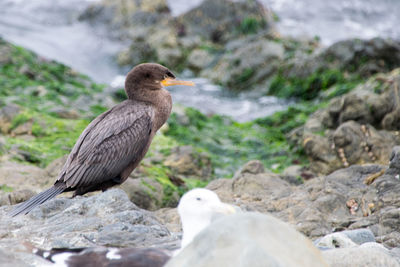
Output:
178,188,236,249
124,63,194,99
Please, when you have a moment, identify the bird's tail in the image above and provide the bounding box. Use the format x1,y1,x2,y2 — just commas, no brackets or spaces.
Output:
8,184,66,217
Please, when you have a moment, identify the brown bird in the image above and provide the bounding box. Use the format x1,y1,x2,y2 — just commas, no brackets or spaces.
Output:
9,63,194,216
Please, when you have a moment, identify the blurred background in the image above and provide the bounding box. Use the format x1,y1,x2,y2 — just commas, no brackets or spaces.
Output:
0,0,400,208
1,0,399,121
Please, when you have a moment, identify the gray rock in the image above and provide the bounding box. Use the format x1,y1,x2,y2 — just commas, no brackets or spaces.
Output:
291,68,400,175
282,165,312,185
315,229,375,249
341,228,376,244
0,248,52,267
0,189,35,206
0,161,53,198
120,177,166,211
322,243,400,267
205,38,284,90
0,103,20,134
316,232,357,249
49,107,80,119
0,189,178,265
45,155,68,178
285,38,400,81
202,161,400,248
164,146,212,180
187,49,215,72
387,146,400,174
166,212,328,267
177,0,273,43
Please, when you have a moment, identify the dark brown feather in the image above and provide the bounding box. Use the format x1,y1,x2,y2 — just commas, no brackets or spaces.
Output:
59,100,153,190
9,63,174,216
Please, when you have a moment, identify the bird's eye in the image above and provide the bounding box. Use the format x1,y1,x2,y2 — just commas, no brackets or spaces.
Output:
165,71,175,79
196,197,201,201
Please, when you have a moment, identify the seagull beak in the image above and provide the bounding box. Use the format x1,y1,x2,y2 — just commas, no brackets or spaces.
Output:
211,202,237,215
161,77,195,87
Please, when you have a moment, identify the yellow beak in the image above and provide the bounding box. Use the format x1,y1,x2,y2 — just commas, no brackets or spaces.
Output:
212,202,237,215
161,77,195,87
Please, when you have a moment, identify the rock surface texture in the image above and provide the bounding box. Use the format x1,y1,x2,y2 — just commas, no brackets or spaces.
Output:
290,69,400,174
0,189,178,266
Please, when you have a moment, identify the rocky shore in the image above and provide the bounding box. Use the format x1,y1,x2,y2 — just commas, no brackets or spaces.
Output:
1,0,400,266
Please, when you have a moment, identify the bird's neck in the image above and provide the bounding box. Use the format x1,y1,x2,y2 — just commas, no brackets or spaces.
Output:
181,216,211,249
152,88,172,130
128,88,172,130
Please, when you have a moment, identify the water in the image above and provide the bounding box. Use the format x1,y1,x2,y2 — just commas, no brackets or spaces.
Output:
0,0,124,83
1,0,398,121
169,0,400,45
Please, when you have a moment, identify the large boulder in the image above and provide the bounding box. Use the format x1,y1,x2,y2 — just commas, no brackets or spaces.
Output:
203,37,284,91
285,38,400,80
177,0,274,43
204,153,400,248
0,104,20,134
322,243,400,267
0,161,54,205
290,68,400,175
166,212,328,267
79,0,171,32
0,189,178,265
163,145,212,180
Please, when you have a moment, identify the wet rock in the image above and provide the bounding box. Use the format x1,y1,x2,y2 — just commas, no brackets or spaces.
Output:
0,161,53,198
154,207,181,233
10,120,33,136
157,47,183,68
315,229,376,249
232,170,291,201
177,0,273,43
79,0,171,34
285,38,400,81
187,49,214,72
49,107,80,119
282,165,315,184
0,104,20,134
120,177,165,211
117,38,158,66
387,146,400,174
291,69,400,175
166,212,328,267
204,37,284,91
8,144,41,164
322,37,400,76
203,161,400,248
322,243,400,267
164,146,212,180
0,41,13,65
0,136,6,155
45,155,68,178
0,189,178,266
233,160,265,178
0,189,35,206
0,249,50,267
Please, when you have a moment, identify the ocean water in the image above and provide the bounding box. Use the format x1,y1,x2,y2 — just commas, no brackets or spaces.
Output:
0,0,398,121
168,0,400,45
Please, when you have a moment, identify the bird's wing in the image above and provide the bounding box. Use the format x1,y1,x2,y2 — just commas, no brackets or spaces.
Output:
58,102,153,188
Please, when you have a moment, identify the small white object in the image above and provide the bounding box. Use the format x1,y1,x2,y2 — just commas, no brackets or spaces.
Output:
106,248,122,260
51,252,75,267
